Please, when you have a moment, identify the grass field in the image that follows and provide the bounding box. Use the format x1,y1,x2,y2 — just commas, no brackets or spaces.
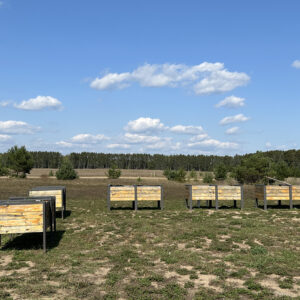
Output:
1,177,300,299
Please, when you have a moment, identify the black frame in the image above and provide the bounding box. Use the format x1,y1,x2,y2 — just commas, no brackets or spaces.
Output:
30,186,66,219
0,198,55,253
186,184,244,210
107,185,164,211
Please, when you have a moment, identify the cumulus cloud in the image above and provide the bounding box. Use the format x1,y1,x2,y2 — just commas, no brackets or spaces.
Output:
124,133,162,144
292,60,300,69
190,133,209,142
0,134,12,142
70,133,109,144
225,126,240,135
14,96,63,111
169,125,204,135
144,141,181,151
0,120,39,134
215,95,245,108
220,114,250,125
55,141,74,148
91,62,250,95
188,139,239,150
0,100,12,107
107,143,131,149
125,117,165,133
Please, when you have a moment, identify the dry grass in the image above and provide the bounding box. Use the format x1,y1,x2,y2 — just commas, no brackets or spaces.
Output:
0,178,300,299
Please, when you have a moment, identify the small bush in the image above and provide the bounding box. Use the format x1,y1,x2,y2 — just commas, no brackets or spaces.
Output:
189,169,198,181
203,173,214,184
56,159,78,180
137,176,142,183
163,168,186,182
106,165,121,179
0,164,9,176
48,170,54,176
214,163,227,181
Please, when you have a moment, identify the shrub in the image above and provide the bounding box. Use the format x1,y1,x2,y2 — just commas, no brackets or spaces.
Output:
189,169,198,181
56,159,78,180
163,168,186,182
203,173,214,184
48,170,54,176
7,145,33,178
106,165,121,179
0,164,9,176
214,163,227,181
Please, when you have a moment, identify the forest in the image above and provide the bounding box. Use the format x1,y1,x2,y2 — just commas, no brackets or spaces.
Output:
1,149,300,175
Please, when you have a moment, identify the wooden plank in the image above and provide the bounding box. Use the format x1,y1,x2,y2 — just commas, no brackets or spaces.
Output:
0,204,43,213
292,186,300,200
0,225,43,234
29,190,63,209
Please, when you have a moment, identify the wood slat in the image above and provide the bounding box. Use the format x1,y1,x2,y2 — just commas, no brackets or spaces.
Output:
29,190,63,209
0,225,43,234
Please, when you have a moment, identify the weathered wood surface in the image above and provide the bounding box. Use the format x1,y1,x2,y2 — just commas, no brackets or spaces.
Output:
0,203,44,234
190,186,215,200
217,186,241,201
137,186,161,201
29,190,63,208
255,185,265,201
292,186,300,200
265,186,290,201
110,186,135,201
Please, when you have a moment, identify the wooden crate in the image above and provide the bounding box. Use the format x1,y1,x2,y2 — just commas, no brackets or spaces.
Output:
0,198,55,252
29,186,66,218
107,185,163,210
186,185,244,210
255,185,293,209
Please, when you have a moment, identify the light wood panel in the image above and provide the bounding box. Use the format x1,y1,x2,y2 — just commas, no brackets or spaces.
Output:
29,190,63,209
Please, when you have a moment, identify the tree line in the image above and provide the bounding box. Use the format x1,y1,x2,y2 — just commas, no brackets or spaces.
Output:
1,149,300,174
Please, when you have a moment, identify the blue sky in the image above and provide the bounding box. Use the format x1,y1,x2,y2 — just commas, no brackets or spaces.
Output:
0,0,299,155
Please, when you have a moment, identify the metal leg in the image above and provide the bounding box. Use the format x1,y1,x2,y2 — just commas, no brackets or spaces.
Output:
157,200,161,209
132,201,135,209
255,198,258,208
234,200,237,208
289,186,293,209
206,200,209,207
197,200,200,208
160,186,164,210
61,209,64,219
0,235,1,247
189,185,192,210
263,197,267,210
134,200,138,211
43,204,47,253
278,200,282,207
209,200,212,208
215,186,219,210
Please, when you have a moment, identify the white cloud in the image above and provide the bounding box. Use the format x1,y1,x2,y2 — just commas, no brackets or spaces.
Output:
107,143,131,149
0,120,39,134
188,139,239,150
55,141,74,148
169,125,204,135
144,141,181,151
190,133,209,142
91,62,250,95
215,95,245,108
220,114,250,125
225,126,240,135
0,134,12,142
70,133,109,144
14,96,63,111
292,60,300,69
124,133,162,144
0,100,12,107
125,117,165,133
